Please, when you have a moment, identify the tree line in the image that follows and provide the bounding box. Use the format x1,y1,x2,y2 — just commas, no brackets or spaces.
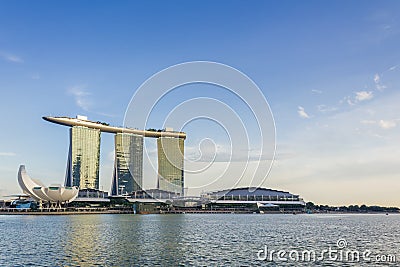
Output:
306,202,399,213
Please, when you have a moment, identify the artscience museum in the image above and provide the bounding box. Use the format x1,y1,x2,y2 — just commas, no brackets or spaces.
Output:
18,165,79,207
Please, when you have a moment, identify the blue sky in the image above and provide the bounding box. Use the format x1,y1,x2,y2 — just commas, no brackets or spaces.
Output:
1,1,399,206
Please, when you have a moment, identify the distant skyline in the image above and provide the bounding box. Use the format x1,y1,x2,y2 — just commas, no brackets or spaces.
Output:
0,1,399,206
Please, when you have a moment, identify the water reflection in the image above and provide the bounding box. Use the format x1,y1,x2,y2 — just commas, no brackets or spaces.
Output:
0,214,399,266
62,214,188,266
63,215,110,266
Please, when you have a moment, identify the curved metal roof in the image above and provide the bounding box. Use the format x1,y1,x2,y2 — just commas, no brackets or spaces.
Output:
206,187,297,197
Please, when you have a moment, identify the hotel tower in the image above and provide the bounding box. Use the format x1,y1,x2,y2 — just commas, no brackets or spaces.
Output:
111,133,143,195
65,126,101,189
157,137,185,195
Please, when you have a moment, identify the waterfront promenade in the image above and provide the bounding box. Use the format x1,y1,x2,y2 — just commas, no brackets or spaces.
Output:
0,208,275,215
0,208,134,215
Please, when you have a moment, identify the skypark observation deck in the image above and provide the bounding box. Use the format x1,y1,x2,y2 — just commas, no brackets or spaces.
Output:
42,116,186,139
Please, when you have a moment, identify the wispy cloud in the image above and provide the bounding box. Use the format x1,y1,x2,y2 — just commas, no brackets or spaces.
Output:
360,119,397,130
0,52,23,63
340,68,393,109
376,84,386,91
297,106,310,119
95,112,117,118
66,85,116,117
341,96,355,106
317,104,337,113
379,120,396,129
339,91,375,111
0,152,16,156
355,91,374,102
311,89,323,94
373,73,386,91
67,85,92,111
31,74,40,80
374,73,380,84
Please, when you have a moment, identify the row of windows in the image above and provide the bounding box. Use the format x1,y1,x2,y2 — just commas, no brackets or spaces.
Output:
157,138,184,194
114,133,144,194
207,195,300,201
70,127,101,189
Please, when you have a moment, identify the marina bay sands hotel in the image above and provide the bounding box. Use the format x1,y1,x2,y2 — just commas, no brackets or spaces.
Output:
43,116,186,196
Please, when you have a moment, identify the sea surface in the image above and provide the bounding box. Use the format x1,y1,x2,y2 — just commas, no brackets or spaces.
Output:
0,213,399,266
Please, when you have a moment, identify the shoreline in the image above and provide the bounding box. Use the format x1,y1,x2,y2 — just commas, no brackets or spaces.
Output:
0,209,399,216
0,210,134,215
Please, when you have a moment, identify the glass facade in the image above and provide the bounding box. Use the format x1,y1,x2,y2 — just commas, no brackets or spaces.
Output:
65,126,101,189
157,137,184,195
111,133,143,195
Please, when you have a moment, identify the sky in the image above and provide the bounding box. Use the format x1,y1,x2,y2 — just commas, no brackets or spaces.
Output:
0,1,399,206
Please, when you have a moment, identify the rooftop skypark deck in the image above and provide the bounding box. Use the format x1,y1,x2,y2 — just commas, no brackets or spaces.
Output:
43,116,187,139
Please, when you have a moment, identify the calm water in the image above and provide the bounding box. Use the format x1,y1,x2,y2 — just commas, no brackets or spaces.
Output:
0,214,399,266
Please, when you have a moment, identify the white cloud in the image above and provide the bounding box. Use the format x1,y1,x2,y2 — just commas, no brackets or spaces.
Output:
67,85,92,111
297,106,310,119
317,104,337,113
278,92,400,206
373,73,380,84
311,89,322,94
379,120,396,129
6,55,23,63
376,84,387,91
388,65,397,71
95,111,116,118
360,119,397,130
68,85,90,97
355,91,373,102
373,73,387,91
0,152,16,156
344,96,355,106
0,52,23,63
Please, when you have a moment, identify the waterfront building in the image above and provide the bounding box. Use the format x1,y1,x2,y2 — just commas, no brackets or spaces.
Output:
65,125,101,189
17,165,79,205
43,116,186,196
202,187,306,212
71,188,110,207
111,133,143,195
157,137,185,195
119,187,305,213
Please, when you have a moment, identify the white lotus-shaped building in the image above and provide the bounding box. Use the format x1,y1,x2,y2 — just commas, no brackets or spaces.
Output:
18,165,79,203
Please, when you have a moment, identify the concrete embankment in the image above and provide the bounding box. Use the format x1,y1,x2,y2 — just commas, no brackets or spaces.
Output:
0,209,135,215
